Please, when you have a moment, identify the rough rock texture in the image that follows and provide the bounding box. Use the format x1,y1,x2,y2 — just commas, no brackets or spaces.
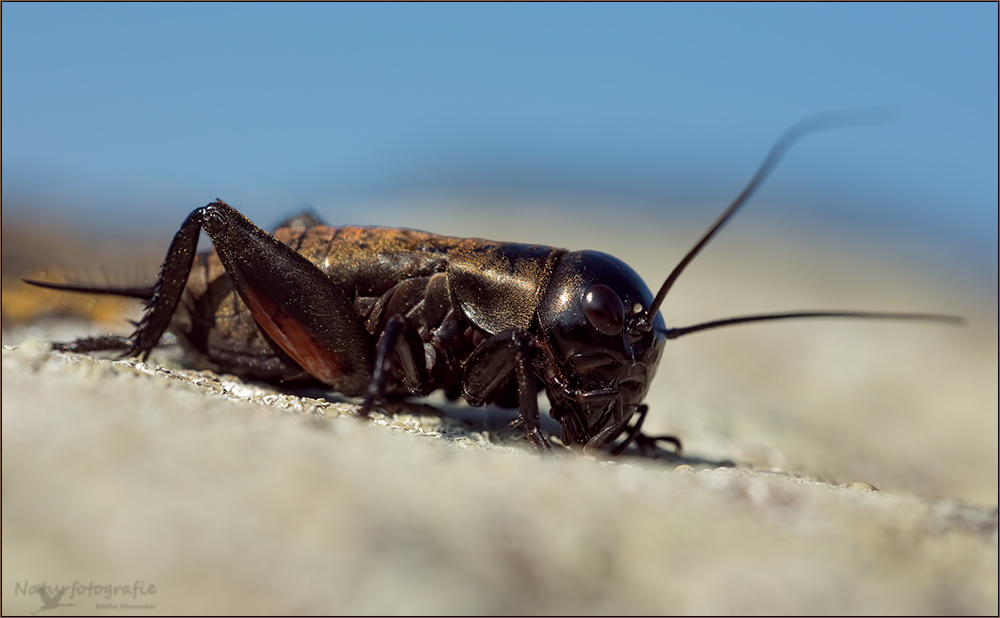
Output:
3,206,997,614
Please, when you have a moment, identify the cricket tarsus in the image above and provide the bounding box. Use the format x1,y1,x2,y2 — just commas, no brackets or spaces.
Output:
51,335,133,354
610,405,683,456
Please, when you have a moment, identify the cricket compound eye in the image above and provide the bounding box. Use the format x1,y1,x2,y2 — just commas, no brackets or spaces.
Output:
582,284,625,336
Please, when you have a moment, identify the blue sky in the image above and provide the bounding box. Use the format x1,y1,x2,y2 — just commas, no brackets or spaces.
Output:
3,3,997,277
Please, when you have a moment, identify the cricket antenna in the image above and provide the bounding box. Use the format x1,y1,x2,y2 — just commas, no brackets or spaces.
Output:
635,108,898,333
664,310,963,339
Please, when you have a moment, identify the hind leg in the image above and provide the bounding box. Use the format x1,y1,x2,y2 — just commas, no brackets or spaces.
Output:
30,200,377,397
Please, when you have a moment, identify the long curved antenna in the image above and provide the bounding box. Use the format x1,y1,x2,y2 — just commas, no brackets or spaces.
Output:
665,310,963,339
636,108,892,332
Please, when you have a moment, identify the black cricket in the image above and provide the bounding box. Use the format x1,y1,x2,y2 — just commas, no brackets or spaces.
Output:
26,113,961,455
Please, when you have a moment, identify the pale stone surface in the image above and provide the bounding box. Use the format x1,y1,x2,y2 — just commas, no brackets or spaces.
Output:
3,206,997,614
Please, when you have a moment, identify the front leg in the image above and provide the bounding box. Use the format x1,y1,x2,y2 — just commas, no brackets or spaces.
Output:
463,329,551,453
359,314,431,417
610,405,682,456
128,200,376,396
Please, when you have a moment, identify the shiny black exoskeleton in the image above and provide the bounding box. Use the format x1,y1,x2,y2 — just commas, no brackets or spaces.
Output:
534,251,667,451
26,112,961,455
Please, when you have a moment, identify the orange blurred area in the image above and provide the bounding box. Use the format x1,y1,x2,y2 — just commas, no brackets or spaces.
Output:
1,273,140,327
1,211,161,329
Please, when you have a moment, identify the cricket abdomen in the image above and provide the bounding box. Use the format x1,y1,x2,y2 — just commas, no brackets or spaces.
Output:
169,223,467,388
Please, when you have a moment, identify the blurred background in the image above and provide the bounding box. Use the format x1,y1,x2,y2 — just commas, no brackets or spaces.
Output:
3,7,998,613
2,3,997,289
